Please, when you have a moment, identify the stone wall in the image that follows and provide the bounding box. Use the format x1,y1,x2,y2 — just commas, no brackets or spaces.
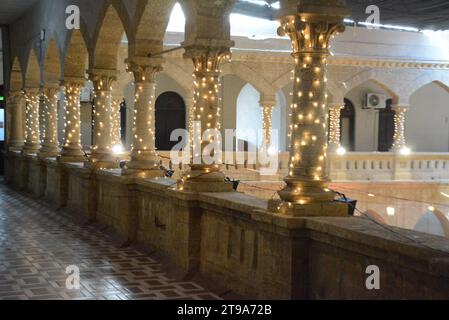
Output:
5,152,449,299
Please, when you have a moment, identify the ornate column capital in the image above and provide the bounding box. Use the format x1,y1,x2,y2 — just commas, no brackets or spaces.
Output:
328,102,345,110
259,94,277,109
183,40,233,75
88,69,117,91
61,77,85,89
126,56,164,83
392,105,410,112
277,1,349,55
6,90,25,105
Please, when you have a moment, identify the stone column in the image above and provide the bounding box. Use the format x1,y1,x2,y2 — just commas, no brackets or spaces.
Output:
270,0,350,216
6,91,25,151
38,86,60,158
111,96,122,147
22,88,41,155
59,79,85,162
328,103,344,153
123,57,163,178
260,97,276,151
89,69,118,168
391,106,408,152
178,43,234,192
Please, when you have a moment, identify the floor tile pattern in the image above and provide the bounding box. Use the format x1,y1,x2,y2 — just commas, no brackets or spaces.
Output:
0,183,220,300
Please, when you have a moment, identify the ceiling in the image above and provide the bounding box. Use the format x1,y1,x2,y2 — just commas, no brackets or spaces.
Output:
236,0,449,31
0,0,39,25
1,0,449,31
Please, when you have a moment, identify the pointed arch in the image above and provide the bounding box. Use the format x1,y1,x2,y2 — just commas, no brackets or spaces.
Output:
346,78,398,104
222,62,276,97
44,37,62,85
25,48,41,88
92,4,127,70
130,0,177,56
236,83,263,150
64,29,89,79
10,57,24,92
161,61,193,94
411,80,449,97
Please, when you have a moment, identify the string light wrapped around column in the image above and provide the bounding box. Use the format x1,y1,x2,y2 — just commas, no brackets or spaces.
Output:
391,106,410,155
22,88,41,155
88,70,119,168
111,97,122,147
59,79,85,162
178,44,234,193
269,0,350,217
260,98,276,151
328,103,345,154
6,91,26,151
123,57,164,178
38,86,60,158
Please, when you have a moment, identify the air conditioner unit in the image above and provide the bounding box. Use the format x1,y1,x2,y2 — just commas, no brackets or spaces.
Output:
365,93,387,109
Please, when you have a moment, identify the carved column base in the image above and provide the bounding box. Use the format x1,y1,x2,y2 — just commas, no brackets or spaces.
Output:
58,148,86,163
179,165,233,193
122,168,164,179
122,152,164,178
268,199,348,217
87,150,121,169
22,143,40,155
278,177,336,203
38,145,60,159
9,141,25,152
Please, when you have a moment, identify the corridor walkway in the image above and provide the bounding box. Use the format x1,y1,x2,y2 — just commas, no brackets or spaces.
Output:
0,182,220,300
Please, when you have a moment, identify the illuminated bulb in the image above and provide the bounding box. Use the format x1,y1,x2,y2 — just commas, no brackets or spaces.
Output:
399,146,411,156
336,147,346,156
386,207,396,217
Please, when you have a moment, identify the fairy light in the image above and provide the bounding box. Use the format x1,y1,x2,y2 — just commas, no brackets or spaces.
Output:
23,89,41,154
111,97,122,146
392,106,409,153
275,11,346,207
179,47,231,190
38,87,60,157
329,104,344,151
261,102,275,151
90,72,116,162
61,82,83,155
126,60,161,171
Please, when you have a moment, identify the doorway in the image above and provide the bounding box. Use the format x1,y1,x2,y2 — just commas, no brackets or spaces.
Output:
155,92,186,151
341,98,356,151
378,99,395,152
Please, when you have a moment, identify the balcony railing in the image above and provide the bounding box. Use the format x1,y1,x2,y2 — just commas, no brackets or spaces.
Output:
157,151,449,182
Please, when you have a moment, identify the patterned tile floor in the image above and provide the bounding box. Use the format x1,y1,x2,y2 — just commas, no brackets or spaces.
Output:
0,182,221,300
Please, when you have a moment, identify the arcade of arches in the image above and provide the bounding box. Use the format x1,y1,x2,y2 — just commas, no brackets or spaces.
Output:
1,0,449,300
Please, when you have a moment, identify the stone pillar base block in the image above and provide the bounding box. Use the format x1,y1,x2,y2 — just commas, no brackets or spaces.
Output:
122,168,165,179
22,146,39,155
84,159,121,170
38,151,60,160
268,199,349,217
179,180,234,193
58,155,86,163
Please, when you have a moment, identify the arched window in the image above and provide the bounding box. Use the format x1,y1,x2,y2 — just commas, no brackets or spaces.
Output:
341,98,355,151
155,92,186,151
236,84,263,151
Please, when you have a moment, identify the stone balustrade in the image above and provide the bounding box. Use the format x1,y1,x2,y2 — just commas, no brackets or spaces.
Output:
158,151,449,182
4,151,449,299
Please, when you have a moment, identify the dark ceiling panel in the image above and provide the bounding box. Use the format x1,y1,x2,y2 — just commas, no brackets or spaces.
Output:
236,0,449,31
0,0,39,25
